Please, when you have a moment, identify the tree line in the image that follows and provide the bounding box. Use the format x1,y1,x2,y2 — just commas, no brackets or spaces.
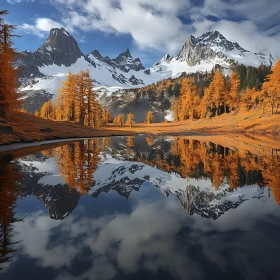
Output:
172,60,280,120
112,111,154,127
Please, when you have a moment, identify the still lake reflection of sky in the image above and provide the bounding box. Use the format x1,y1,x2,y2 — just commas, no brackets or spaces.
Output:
1,136,280,280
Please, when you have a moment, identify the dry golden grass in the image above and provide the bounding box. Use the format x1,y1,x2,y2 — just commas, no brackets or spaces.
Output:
104,107,280,138
0,112,135,145
1,107,279,147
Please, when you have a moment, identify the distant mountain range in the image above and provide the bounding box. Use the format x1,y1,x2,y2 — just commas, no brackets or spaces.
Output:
17,28,274,100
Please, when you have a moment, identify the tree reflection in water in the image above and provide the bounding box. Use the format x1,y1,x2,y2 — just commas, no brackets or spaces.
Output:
0,156,22,272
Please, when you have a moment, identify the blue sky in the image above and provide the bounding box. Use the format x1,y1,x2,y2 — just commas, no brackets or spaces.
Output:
2,0,280,67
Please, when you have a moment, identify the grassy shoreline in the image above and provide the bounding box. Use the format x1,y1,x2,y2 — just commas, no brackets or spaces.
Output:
104,107,280,137
0,112,135,146
0,109,280,148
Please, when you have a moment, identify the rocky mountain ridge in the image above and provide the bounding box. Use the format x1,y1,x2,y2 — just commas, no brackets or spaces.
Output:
17,28,275,112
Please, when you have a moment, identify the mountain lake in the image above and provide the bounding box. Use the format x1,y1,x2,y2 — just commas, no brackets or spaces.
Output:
1,135,280,280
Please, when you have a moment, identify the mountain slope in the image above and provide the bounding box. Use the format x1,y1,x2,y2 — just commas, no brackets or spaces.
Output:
17,28,274,112
151,31,274,78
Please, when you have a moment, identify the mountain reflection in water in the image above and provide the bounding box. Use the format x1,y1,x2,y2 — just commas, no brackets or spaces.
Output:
1,135,280,280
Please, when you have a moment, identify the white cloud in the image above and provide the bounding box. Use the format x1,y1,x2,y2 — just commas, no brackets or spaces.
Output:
19,0,280,59
191,0,280,59
21,23,45,38
21,17,62,38
35,18,61,32
50,0,193,53
48,0,280,58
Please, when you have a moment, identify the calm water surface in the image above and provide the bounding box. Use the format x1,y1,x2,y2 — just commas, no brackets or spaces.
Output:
1,136,280,280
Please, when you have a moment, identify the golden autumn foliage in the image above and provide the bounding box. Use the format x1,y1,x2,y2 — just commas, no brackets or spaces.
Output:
240,87,258,111
126,113,135,128
172,60,280,121
145,111,154,123
126,136,280,205
0,10,21,117
50,139,100,195
117,114,124,126
102,137,111,149
36,70,106,129
0,160,22,271
172,138,280,204
127,136,135,147
262,59,280,114
227,72,240,111
178,77,200,120
101,108,112,125
146,136,154,146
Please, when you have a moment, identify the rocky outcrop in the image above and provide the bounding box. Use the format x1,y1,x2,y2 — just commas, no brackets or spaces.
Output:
35,28,83,67
16,28,83,79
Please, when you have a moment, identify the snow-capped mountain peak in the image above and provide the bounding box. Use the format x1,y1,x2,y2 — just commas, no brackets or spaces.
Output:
176,30,273,67
116,48,133,59
17,29,276,112
35,27,83,67
195,31,247,52
112,49,145,72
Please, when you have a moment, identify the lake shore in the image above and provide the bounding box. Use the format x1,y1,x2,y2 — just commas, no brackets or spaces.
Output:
0,111,136,146
104,107,280,137
1,108,280,148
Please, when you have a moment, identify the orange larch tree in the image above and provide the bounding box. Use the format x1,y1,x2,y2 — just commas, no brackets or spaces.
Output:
212,71,226,115
262,59,280,115
179,77,200,120
58,71,77,121
227,72,240,112
145,110,154,123
0,11,21,117
126,112,135,128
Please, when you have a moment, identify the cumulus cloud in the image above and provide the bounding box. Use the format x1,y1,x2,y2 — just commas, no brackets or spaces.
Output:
51,0,193,53
19,0,280,58
21,18,62,38
191,0,280,59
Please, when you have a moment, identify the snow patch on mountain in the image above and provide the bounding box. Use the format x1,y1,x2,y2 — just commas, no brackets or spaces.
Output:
17,29,275,102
